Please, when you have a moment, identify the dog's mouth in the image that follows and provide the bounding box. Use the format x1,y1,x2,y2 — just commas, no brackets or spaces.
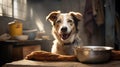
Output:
60,32,71,40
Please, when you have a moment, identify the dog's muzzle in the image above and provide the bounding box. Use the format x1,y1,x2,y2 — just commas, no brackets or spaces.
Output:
61,27,67,33
60,27,71,40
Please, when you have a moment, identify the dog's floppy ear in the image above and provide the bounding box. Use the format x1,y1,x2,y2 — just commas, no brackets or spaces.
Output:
69,12,82,21
46,11,61,25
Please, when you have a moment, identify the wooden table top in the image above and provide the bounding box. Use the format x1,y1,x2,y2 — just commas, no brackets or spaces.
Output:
3,60,120,67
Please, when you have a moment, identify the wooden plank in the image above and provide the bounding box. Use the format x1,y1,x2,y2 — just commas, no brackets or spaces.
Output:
4,60,120,67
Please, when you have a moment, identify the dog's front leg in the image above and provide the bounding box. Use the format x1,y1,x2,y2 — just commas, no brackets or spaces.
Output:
51,42,65,55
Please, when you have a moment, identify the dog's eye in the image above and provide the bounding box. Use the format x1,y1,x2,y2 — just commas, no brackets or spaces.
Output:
56,20,61,23
67,19,73,26
67,20,73,23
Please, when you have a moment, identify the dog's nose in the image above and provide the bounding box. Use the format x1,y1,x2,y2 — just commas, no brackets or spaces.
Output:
61,27,67,32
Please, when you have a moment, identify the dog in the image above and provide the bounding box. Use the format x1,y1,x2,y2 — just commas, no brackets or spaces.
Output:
25,11,83,61
46,11,83,55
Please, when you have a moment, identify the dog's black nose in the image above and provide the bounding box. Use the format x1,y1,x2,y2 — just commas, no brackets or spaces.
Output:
61,27,67,32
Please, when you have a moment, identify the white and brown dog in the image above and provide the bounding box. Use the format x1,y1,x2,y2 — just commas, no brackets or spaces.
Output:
25,11,83,61
46,11,83,55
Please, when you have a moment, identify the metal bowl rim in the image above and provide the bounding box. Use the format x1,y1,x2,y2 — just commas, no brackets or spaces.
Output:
76,46,113,51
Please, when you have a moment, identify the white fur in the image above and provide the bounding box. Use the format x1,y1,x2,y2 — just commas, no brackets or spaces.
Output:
58,14,71,34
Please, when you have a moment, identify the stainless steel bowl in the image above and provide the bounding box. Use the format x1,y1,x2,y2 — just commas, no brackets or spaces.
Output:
74,46,113,63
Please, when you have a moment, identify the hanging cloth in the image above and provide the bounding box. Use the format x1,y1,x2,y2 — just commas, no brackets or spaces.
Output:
83,0,96,36
92,0,105,26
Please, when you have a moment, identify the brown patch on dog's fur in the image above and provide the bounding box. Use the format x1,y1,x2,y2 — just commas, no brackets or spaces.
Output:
69,12,82,21
46,11,61,25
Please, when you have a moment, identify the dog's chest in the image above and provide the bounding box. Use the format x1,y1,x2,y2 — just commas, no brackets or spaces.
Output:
62,40,80,55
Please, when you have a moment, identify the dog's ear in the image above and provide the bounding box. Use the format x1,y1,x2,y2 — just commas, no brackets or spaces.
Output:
46,11,61,25
69,12,82,21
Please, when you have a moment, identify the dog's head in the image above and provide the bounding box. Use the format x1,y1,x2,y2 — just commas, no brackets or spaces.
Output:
46,11,82,42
